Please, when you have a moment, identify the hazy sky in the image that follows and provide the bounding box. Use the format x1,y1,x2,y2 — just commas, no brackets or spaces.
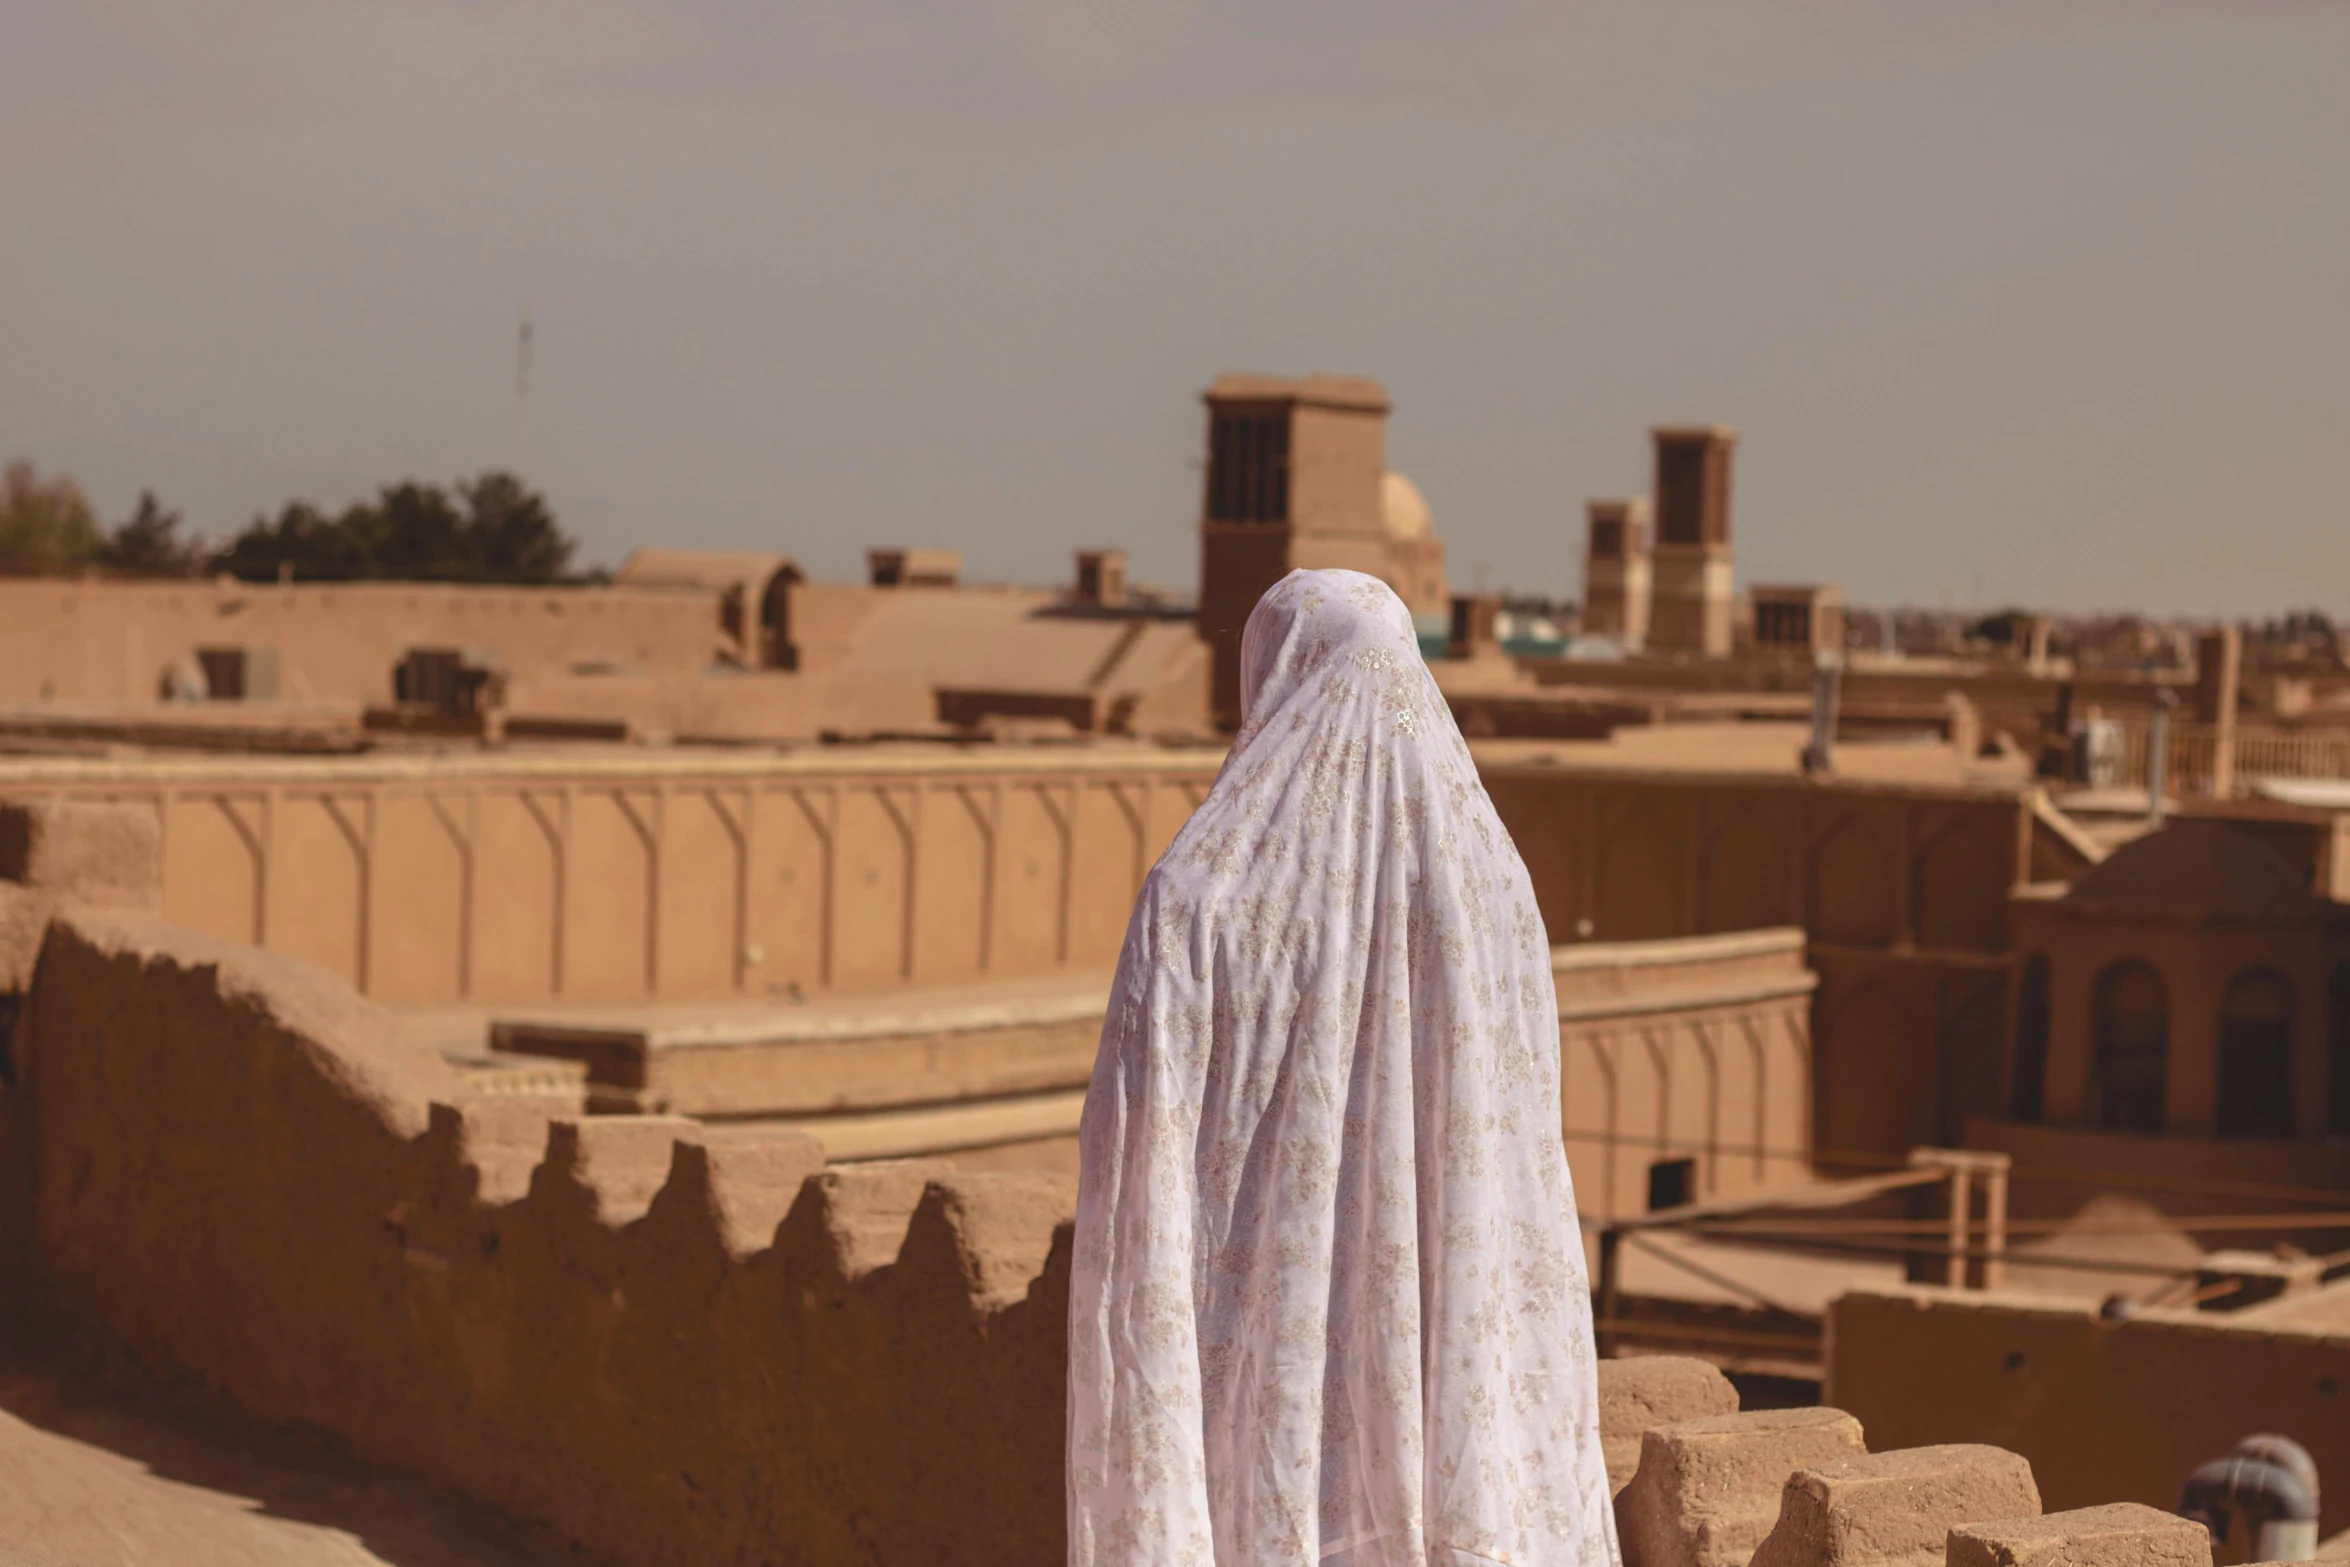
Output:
4,1,2345,614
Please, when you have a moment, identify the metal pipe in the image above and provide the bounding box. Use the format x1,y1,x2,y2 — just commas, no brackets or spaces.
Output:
1945,1166,1971,1288
2179,1449,2318,1560
1980,1159,2009,1291
2235,1435,2321,1561
1803,653,1842,775
2148,688,2177,823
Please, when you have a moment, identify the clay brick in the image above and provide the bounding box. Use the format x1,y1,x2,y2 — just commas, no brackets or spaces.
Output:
0,801,160,909
1945,1503,2212,1567
1750,1444,2040,1567
898,1172,1079,1309
1596,1356,1741,1493
539,1116,703,1225
671,1127,827,1257
1616,1406,1868,1567
430,1098,561,1205
782,1160,957,1282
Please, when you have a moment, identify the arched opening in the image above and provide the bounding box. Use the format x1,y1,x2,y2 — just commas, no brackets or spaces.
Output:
2330,964,2350,1139
2093,960,2168,1134
2010,955,2051,1124
2216,968,2296,1140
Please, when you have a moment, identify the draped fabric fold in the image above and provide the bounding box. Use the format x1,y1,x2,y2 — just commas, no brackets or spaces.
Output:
1069,569,1619,1567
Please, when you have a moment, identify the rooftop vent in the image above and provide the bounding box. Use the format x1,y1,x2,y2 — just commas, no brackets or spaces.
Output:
868,548,961,588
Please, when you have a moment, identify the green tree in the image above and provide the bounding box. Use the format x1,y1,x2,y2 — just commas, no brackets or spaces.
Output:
460,471,574,582
1968,608,2035,647
212,472,578,583
0,461,102,575
97,491,208,577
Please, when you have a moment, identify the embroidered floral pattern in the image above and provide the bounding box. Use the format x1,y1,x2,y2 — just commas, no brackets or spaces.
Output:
1069,570,1619,1567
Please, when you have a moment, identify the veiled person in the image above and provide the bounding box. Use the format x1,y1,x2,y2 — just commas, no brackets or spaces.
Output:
1069,569,1618,1567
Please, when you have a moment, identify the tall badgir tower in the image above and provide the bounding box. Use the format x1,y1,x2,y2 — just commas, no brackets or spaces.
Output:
1647,425,1738,657
1195,373,1449,729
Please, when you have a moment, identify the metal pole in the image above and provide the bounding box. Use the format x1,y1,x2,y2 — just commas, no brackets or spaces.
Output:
1945,1166,1972,1288
1981,1155,2010,1291
1803,653,1843,775
2148,688,2176,823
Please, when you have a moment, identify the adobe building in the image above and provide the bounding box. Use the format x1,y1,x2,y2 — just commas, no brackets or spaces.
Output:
611,548,803,669
2001,819,2350,1147
1195,373,1449,728
1581,498,1652,649
1647,425,1739,657
1072,548,1127,609
866,547,962,588
4,822,2330,1565
1751,583,1847,660
0,575,724,709
1378,471,1448,623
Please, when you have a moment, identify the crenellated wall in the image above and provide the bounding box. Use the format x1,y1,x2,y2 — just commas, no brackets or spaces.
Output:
17,909,1071,1567
1830,1285,2350,1540
3,905,2237,1567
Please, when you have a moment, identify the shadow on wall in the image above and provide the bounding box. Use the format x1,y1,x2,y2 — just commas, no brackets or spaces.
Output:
13,909,1071,1567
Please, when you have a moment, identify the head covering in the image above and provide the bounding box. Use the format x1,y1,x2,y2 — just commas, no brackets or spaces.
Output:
1069,569,1618,1567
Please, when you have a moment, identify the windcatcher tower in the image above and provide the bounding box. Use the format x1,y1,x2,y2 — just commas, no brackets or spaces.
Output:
1581,498,1651,649
1647,426,1737,657
1197,373,1391,729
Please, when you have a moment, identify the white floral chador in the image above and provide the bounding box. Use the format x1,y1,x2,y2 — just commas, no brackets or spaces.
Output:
1069,570,1619,1567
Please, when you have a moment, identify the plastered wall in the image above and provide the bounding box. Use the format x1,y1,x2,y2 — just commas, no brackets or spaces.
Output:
0,578,721,706
1486,765,2035,1166
1830,1285,2350,1539
2,752,2035,1180
1,749,1220,1006
17,909,1071,1567
1555,929,1817,1223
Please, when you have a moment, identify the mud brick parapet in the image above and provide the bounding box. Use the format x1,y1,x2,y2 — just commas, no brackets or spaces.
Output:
0,799,162,911
15,909,1070,1567
2,905,2226,1567
1944,1503,2212,1566
1748,1446,2041,1567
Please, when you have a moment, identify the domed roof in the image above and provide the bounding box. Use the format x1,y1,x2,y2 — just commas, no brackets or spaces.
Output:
2064,820,2317,921
1381,471,1432,542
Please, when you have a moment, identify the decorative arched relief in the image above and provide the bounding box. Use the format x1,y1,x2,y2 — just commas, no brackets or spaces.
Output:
1595,799,1681,942
1499,779,1581,938
660,788,745,997
995,783,1074,975
1701,808,1790,935
1811,817,1899,948
1068,783,1147,968
913,785,992,985
567,789,655,999
1938,976,2007,1143
833,787,914,990
749,787,830,996
372,791,469,1004
1820,980,1936,1164
2216,966,2295,1140
270,794,366,988
475,790,561,1001
163,793,265,948
1915,823,2008,952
